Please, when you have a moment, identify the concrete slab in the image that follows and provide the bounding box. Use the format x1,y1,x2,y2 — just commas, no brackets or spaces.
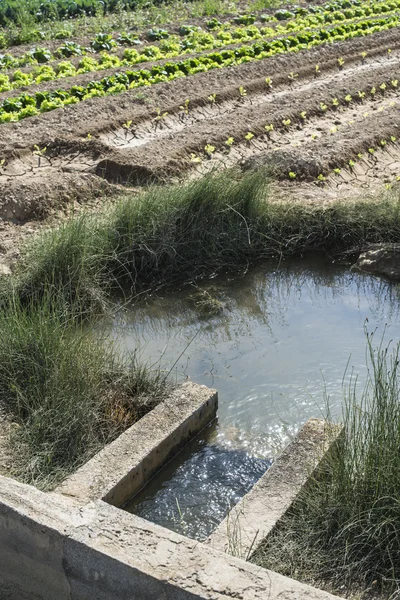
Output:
56,381,217,507
206,418,342,558
0,474,346,600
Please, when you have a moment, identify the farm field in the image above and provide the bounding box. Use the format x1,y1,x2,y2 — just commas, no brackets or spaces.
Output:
1,1,400,598
1,0,400,269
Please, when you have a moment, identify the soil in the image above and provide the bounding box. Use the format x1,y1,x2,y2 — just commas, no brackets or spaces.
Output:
1,26,400,272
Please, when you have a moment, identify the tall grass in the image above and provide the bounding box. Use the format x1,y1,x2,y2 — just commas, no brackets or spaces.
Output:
11,169,400,313
0,291,167,489
3,168,400,493
251,332,400,596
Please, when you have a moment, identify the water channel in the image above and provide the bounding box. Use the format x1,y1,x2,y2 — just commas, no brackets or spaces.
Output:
107,255,400,540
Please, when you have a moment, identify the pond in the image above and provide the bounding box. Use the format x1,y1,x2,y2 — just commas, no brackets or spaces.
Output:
107,255,400,540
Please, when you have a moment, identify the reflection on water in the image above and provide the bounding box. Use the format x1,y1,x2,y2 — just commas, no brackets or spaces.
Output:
125,423,271,540
108,255,400,539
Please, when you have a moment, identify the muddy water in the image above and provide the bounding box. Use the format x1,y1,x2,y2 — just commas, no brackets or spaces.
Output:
109,256,400,540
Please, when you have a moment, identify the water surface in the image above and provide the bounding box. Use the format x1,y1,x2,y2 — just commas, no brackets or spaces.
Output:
109,256,400,539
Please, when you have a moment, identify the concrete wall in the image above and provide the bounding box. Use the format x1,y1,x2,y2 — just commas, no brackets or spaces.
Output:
0,475,345,600
207,418,342,558
57,381,218,507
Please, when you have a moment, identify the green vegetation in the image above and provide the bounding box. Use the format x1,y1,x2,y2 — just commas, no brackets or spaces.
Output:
3,167,400,499
251,332,400,597
0,0,381,48
1,13,398,123
0,290,167,489
11,168,400,311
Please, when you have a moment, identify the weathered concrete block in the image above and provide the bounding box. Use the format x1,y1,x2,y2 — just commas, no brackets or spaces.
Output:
206,418,342,558
56,381,217,507
0,475,345,600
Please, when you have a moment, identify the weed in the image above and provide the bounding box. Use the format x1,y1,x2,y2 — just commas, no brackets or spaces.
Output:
251,332,400,596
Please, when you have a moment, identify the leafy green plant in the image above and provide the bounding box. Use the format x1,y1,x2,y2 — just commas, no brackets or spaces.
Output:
147,28,169,41
204,144,216,157
179,98,190,119
32,144,47,167
58,41,83,57
29,47,51,63
153,108,169,130
239,86,247,100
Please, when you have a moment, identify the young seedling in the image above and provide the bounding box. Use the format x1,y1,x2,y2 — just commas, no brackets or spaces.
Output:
379,83,386,93
225,137,234,149
244,131,254,145
317,173,326,184
392,79,398,88
179,98,190,121
204,144,216,158
87,132,93,141
0,158,5,174
333,168,341,175
238,86,247,101
288,171,296,179
338,57,345,70
358,90,365,101
33,144,47,167
265,77,273,89
348,159,356,170
344,94,352,104
299,111,307,121
332,97,339,108
153,107,169,130
288,72,298,88
122,119,133,139
330,126,338,134
380,139,387,147
282,118,291,128
314,64,320,78
320,102,327,112
208,93,216,107
391,136,397,143
190,153,202,163
264,123,274,138
361,51,367,64
370,86,376,96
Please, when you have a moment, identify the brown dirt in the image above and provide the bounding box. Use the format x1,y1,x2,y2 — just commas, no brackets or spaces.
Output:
0,27,400,272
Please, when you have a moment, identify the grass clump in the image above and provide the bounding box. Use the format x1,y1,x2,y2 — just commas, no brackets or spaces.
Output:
12,169,400,314
0,292,166,489
3,168,400,491
251,332,400,598
13,169,268,309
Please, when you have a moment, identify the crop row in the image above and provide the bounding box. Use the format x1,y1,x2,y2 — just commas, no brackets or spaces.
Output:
0,16,398,124
0,13,398,95
0,0,373,30
1,0,399,72
200,127,400,185
189,82,398,166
